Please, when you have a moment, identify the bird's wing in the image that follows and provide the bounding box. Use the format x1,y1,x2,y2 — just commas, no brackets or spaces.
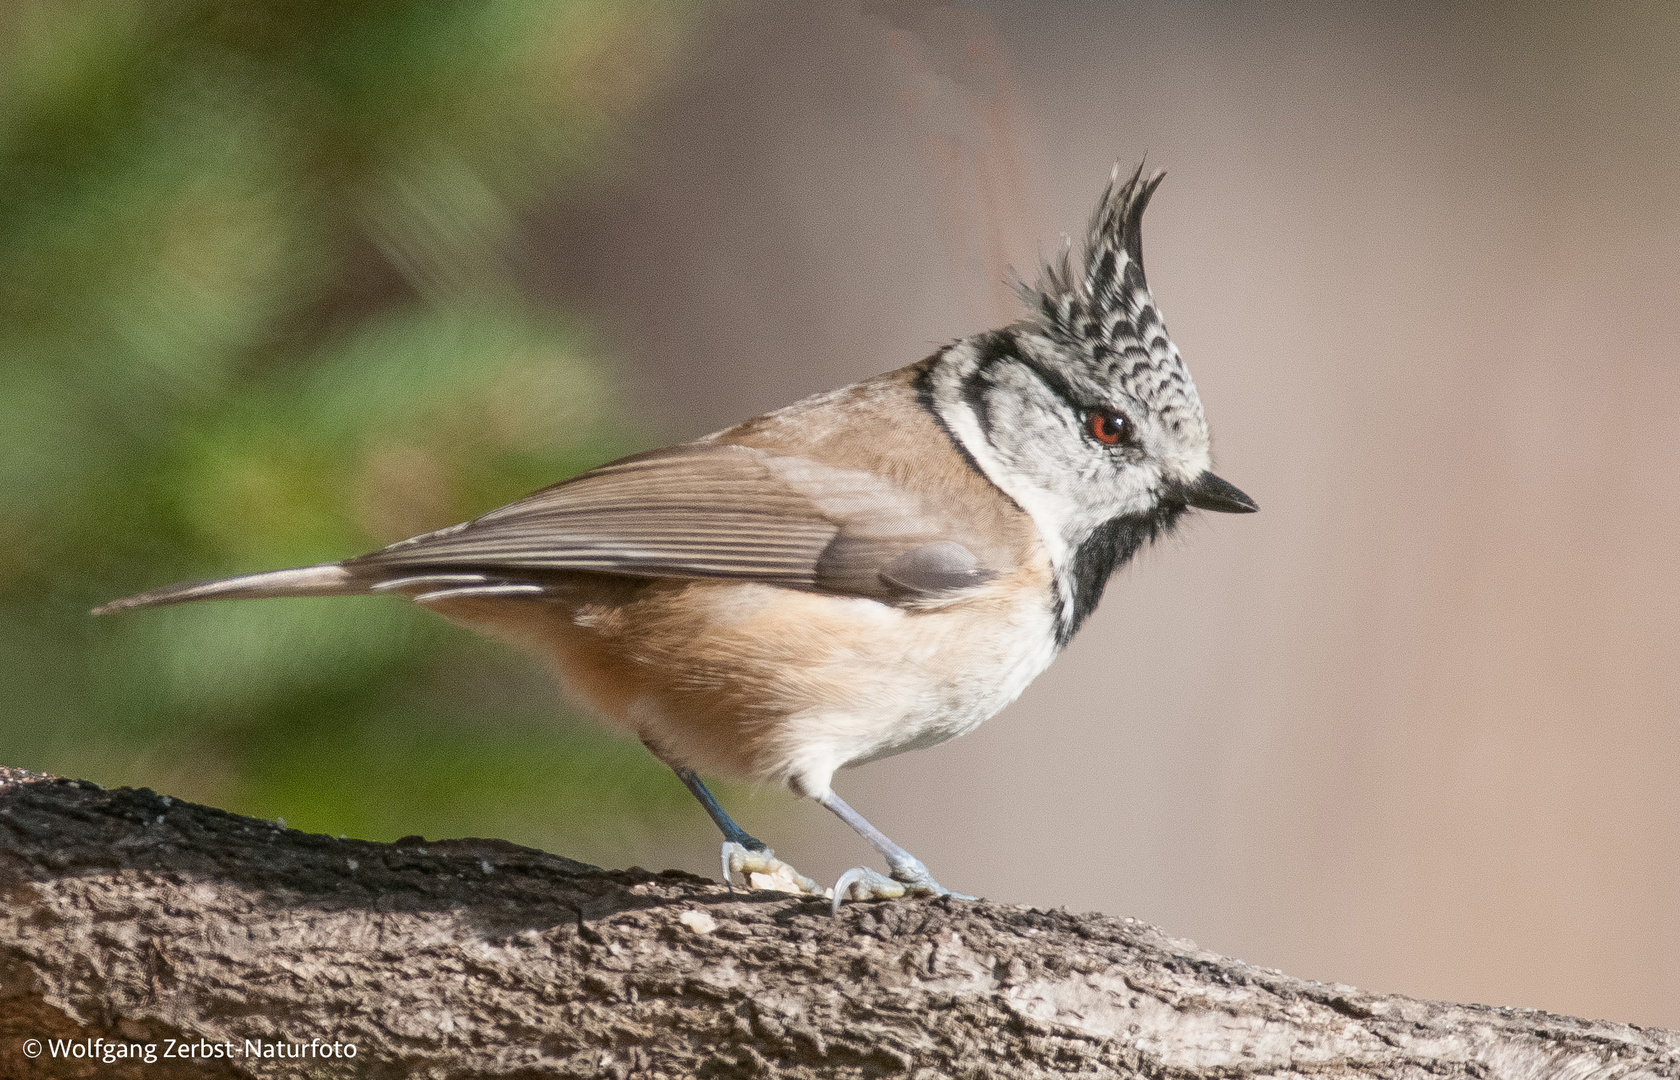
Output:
351,442,995,602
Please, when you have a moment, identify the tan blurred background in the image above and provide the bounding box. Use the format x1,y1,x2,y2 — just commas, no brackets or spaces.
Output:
8,0,1676,1035
525,1,1680,1028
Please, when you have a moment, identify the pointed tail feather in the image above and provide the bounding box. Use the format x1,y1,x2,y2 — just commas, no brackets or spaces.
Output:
92,564,359,615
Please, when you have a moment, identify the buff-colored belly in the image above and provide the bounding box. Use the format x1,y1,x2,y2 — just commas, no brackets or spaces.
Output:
427,562,1059,800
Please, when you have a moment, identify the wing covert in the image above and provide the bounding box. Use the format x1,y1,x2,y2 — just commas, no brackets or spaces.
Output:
351,442,1001,601
356,445,837,589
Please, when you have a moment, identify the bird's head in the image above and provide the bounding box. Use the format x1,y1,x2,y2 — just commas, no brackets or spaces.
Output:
925,163,1255,640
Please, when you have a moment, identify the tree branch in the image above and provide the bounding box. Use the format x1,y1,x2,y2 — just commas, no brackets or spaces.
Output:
0,767,1673,1079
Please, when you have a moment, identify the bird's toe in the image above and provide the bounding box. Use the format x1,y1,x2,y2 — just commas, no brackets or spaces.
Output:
720,841,825,896
830,865,973,914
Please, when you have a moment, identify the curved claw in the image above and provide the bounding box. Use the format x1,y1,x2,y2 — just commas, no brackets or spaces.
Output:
830,866,906,915
829,865,975,915
720,841,825,896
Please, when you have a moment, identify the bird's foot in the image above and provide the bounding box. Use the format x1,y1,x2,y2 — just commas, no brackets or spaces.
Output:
720,841,825,896
830,860,975,915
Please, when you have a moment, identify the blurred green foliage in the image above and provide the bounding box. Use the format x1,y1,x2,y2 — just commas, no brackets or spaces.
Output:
0,0,710,856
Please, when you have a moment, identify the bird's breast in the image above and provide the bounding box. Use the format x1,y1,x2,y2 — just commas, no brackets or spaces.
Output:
475,555,1062,796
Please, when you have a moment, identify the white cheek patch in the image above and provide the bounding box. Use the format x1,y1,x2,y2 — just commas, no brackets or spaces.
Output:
928,351,1080,616
930,362,1050,525
928,344,1188,629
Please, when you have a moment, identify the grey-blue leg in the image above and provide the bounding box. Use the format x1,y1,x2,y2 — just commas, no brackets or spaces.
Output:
672,765,766,852
819,790,975,913
641,741,821,895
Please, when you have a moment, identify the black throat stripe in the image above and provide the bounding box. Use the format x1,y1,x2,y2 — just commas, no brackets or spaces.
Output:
1059,500,1186,645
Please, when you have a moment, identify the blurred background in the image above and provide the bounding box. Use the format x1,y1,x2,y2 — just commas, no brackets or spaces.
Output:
5,0,1679,1030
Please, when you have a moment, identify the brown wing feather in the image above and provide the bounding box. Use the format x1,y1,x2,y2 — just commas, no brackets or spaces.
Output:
351,442,991,601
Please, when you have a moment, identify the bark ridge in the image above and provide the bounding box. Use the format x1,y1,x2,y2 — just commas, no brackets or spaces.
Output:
0,768,1674,1079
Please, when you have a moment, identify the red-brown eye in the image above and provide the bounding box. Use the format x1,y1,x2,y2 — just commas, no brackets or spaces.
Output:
1088,411,1131,446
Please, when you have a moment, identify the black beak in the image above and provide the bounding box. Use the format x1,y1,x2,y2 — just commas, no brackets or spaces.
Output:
1181,471,1258,513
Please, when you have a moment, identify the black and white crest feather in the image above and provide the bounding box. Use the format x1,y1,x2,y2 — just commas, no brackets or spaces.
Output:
1020,162,1165,351
913,162,1219,643
1012,162,1210,463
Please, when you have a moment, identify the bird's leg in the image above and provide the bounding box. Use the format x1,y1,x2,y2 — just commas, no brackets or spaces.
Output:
642,741,822,895
670,764,763,850
819,790,975,914
674,767,824,895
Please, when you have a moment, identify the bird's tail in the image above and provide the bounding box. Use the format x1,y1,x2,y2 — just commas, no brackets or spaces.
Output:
91,563,360,615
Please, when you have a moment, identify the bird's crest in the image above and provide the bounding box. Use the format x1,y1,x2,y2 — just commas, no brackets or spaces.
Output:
1011,161,1210,478
1019,162,1166,349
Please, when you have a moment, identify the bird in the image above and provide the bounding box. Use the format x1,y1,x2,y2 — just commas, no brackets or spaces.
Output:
96,163,1256,911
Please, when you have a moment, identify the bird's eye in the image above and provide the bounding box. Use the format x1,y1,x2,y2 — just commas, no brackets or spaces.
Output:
1087,410,1133,447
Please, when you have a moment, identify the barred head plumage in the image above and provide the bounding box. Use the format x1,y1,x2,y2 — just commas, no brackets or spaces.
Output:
922,162,1247,642
1016,162,1211,464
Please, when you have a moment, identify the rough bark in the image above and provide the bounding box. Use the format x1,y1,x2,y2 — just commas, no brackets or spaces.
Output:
0,767,1674,1080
